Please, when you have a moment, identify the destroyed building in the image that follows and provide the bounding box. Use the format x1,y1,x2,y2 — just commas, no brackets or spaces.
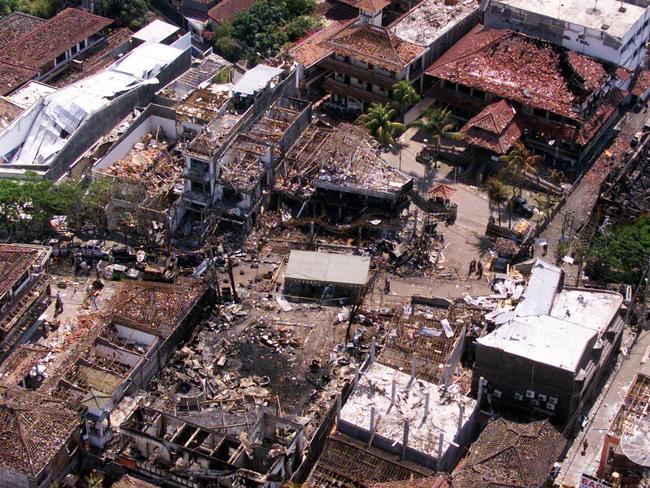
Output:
0,278,209,452
425,24,629,166
451,418,565,487
305,431,438,487
277,122,413,219
0,9,113,95
0,386,83,488
0,244,51,360
118,405,304,487
597,370,650,484
90,103,183,244
338,361,478,472
283,250,371,303
183,96,311,230
0,32,192,180
484,0,650,70
378,297,482,386
472,259,625,429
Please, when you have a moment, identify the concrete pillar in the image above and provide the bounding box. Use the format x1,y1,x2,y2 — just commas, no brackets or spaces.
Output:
370,337,376,363
424,390,430,420
368,406,376,447
390,375,397,410
401,420,410,460
458,403,465,433
354,365,360,389
437,432,445,471
336,394,341,430
477,376,485,407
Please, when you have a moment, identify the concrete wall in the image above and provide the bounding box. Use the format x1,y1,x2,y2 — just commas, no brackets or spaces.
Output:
0,467,30,488
93,107,177,172
472,343,576,425
422,8,482,67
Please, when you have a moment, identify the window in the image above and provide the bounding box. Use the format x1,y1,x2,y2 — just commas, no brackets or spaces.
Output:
191,181,207,194
190,158,209,173
457,84,471,95
70,44,78,56
55,52,67,64
533,108,546,118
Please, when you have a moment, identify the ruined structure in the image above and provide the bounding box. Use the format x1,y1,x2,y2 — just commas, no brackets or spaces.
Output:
0,244,51,360
484,0,650,70
425,25,629,165
278,122,412,219
118,406,304,487
338,362,478,472
0,387,83,488
452,418,565,487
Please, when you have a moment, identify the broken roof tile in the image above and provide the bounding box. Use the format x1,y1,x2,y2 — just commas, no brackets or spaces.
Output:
426,24,608,120
460,99,522,154
208,0,256,24
325,23,425,72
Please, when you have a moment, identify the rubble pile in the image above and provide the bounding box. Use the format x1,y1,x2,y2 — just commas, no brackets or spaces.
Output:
103,132,183,192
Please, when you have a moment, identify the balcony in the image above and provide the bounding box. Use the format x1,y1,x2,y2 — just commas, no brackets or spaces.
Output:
323,78,390,105
318,57,396,91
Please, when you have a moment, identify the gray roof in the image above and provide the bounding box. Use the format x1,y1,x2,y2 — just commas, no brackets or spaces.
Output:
285,251,370,286
232,64,283,96
515,258,562,317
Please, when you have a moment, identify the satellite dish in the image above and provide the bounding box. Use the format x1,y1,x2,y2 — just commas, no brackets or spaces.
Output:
621,416,650,467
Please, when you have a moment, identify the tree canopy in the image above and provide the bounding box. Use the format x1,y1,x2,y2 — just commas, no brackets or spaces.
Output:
587,215,650,284
212,0,319,63
359,103,405,147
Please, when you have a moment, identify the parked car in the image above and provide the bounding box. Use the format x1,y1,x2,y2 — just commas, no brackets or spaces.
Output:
510,195,535,218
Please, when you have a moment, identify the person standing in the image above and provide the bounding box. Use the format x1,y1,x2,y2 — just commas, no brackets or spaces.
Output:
468,259,477,277
477,260,484,280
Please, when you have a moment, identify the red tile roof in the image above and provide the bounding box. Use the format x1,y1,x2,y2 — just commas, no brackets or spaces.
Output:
325,23,425,72
1,8,112,71
426,25,608,120
461,99,522,154
0,12,45,50
0,8,112,95
289,18,355,67
565,50,607,92
208,0,257,24
632,69,650,98
344,0,391,12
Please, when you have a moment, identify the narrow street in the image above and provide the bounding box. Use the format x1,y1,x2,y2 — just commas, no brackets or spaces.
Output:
557,326,650,486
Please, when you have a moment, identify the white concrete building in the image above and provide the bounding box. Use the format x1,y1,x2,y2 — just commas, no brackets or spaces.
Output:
484,0,650,70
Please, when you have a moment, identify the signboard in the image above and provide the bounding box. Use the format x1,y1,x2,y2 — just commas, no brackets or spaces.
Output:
579,474,612,488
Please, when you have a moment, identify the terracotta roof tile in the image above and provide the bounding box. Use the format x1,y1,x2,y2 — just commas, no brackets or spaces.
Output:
208,0,257,24
325,23,425,72
0,8,112,71
426,25,608,120
0,62,39,95
565,50,608,92
452,418,564,488
370,476,451,488
289,19,355,67
461,100,521,154
632,69,650,97
0,12,45,50
0,387,81,477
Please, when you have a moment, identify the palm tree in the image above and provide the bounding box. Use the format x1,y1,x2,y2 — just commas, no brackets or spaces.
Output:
487,178,509,226
410,104,464,168
359,103,405,147
498,141,542,196
392,80,420,113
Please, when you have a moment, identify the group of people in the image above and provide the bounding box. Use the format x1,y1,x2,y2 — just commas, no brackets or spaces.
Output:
468,258,484,280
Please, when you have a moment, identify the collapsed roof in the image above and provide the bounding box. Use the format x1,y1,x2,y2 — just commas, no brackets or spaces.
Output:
426,25,609,120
